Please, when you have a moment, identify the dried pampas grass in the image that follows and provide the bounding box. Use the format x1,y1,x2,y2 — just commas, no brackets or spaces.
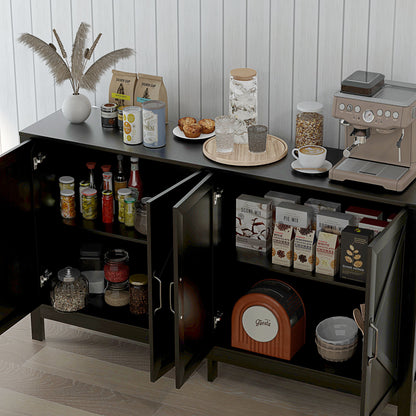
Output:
19,22,134,95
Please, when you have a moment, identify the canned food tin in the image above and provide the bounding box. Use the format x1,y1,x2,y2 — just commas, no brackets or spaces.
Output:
82,188,98,220
123,106,143,145
101,103,118,128
60,189,76,219
59,176,75,192
142,100,166,148
124,196,136,227
102,190,114,223
118,106,125,130
117,188,132,223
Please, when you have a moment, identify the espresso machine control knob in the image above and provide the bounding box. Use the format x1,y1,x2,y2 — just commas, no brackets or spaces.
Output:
363,110,374,123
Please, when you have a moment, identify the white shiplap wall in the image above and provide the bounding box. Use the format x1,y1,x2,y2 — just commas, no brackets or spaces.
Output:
1,0,415,153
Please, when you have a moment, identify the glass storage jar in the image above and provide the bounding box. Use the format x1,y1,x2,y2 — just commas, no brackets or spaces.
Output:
51,266,88,312
81,187,98,220
134,197,150,235
104,280,129,307
129,273,148,315
295,101,324,148
104,249,129,282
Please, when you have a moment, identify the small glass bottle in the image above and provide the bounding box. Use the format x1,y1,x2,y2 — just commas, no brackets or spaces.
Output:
81,187,98,220
128,157,143,202
104,280,130,307
129,274,148,315
51,266,89,312
86,162,97,189
124,196,136,227
114,155,127,199
295,101,324,148
117,188,132,223
104,249,129,283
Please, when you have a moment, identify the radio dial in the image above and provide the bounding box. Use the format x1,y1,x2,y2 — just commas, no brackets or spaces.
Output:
363,110,374,123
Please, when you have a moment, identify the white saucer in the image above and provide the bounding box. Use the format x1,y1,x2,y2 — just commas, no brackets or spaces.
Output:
173,126,215,141
291,159,332,174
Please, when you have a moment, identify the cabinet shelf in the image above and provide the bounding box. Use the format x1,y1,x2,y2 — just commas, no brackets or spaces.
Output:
235,248,366,292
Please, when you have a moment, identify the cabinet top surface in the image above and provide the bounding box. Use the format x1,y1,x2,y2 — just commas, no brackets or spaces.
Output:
21,108,416,207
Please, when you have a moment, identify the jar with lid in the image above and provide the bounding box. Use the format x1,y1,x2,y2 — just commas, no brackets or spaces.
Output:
117,188,132,223
124,196,136,227
129,274,148,315
295,101,324,148
51,266,88,312
60,189,76,219
101,103,118,128
104,249,129,282
59,176,75,192
134,197,150,235
81,187,98,220
104,280,129,307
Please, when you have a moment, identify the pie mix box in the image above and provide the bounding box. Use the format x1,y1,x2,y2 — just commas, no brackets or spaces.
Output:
316,232,340,276
340,226,374,283
304,198,341,230
236,194,273,252
275,202,313,229
345,206,383,226
316,211,354,235
358,218,389,237
272,223,295,267
293,227,316,272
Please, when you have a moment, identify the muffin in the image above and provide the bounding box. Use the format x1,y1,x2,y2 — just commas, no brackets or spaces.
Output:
178,117,197,131
198,118,215,134
183,123,202,138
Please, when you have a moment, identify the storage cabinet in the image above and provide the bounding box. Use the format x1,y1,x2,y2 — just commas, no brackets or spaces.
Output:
1,108,415,416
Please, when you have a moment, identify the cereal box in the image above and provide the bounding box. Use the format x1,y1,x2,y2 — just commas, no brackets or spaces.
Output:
340,226,374,283
236,194,273,252
358,218,388,237
293,227,316,272
304,198,341,230
316,232,340,277
316,211,354,235
272,223,295,267
345,206,383,226
275,202,313,229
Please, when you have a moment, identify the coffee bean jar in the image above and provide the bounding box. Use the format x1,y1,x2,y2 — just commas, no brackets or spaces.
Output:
295,101,324,148
129,274,148,315
51,266,89,312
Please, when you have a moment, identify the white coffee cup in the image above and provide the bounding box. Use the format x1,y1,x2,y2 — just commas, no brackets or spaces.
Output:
292,145,327,168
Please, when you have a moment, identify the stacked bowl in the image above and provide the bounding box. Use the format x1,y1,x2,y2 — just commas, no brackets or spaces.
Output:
315,316,358,362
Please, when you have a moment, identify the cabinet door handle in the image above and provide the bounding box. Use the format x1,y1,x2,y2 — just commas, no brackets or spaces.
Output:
153,272,162,314
368,320,379,365
169,281,175,314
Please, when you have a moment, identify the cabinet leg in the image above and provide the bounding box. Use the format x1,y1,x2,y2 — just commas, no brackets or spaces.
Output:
31,307,45,341
207,359,218,382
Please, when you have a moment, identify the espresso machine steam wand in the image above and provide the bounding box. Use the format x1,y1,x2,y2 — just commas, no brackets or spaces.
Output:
396,128,405,163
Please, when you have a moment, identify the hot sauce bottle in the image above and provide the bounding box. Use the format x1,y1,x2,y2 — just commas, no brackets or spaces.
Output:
128,157,143,202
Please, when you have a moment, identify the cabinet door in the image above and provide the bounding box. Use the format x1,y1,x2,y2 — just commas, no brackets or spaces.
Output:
0,141,40,334
147,171,203,382
361,210,407,416
173,173,219,388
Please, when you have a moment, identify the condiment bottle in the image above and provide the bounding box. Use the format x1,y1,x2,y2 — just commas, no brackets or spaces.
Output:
102,190,114,224
124,196,136,227
86,162,97,189
128,157,143,202
114,155,127,198
81,187,98,220
117,188,132,223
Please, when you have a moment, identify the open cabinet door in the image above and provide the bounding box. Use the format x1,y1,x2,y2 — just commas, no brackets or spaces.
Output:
147,171,203,382
361,210,407,416
173,173,219,388
0,141,39,334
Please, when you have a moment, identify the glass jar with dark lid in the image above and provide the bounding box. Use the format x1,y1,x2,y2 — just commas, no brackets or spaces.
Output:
51,266,88,312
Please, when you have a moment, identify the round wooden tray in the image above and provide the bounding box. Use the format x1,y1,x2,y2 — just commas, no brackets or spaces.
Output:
202,134,288,166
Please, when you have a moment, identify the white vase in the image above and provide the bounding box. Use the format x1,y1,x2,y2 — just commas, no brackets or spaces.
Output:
62,93,91,123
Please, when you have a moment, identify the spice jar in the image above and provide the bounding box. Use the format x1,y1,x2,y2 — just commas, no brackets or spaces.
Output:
104,281,129,307
295,101,324,148
134,197,150,235
118,188,132,223
124,196,136,227
101,103,118,128
59,176,75,192
51,266,88,312
104,249,129,282
129,274,148,315
60,189,76,219
81,187,98,220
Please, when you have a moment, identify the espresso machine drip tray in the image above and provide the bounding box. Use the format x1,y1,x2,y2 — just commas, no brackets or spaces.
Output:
336,158,408,181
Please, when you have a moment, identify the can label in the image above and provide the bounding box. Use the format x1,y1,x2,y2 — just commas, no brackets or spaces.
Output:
123,108,143,145
143,109,158,147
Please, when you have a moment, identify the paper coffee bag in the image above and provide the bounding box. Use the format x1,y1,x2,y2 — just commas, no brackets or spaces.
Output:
109,70,137,107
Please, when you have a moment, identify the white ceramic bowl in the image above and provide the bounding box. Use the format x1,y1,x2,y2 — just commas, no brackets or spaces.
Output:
315,316,358,346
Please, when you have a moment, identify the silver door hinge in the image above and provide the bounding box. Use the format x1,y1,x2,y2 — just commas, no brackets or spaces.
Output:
33,152,46,170
214,311,223,329
214,189,223,205
40,269,52,287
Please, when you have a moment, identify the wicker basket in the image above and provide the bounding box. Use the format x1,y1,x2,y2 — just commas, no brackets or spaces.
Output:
315,336,358,362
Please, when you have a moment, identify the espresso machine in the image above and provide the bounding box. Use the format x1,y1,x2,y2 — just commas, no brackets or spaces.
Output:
330,70,416,191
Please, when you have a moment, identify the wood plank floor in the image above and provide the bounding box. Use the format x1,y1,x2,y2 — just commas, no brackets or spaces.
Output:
0,315,405,415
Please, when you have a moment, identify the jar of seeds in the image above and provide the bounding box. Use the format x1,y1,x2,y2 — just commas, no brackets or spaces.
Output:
104,281,129,307
295,101,324,148
51,266,88,312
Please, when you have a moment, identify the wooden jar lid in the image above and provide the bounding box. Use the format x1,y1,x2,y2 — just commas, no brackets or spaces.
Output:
230,68,257,81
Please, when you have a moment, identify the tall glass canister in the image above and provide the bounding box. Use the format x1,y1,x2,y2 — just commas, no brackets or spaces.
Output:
142,100,166,148
229,68,257,143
